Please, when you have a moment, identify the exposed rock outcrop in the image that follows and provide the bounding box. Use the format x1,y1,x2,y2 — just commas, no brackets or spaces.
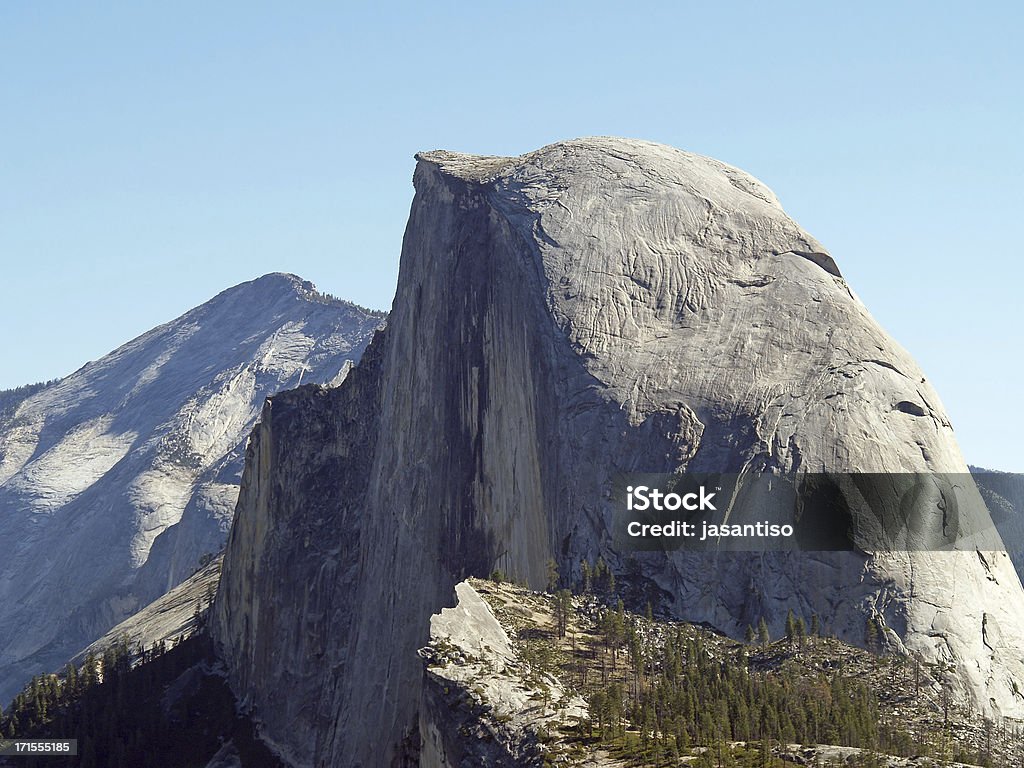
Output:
213,139,1024,767
419,581,587,767
73,556,223,665
0,273,383,700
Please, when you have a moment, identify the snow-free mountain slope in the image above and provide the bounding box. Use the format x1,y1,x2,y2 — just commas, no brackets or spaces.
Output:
213,139,1024,767
72,556,223,666
0,273,384,701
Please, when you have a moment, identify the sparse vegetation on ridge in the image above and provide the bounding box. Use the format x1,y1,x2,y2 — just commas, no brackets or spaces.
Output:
0,379,59,418
446,573,1024,767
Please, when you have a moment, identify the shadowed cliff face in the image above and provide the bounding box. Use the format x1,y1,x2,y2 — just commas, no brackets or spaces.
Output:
213,138,1024,767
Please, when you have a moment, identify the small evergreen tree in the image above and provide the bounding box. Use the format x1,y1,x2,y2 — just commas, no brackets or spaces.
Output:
865,617,880,654
554,589,573,638
758,617,770,650
546,558,560,593
64,661,78,698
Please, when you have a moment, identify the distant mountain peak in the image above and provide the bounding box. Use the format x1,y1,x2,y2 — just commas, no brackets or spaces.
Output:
0,275,385,701
231,272,387,317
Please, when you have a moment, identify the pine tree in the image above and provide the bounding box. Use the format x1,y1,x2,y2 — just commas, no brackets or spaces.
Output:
82,651,98,688
64,661,78,698
864,617,880,654
580,559,592,594
810,613,820,638
554,589,573,638
546,558,559,592
758,617,770,650
745,624,756,644
785,610,797,647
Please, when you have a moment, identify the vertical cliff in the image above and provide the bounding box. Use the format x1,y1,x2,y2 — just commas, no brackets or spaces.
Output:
213,139,1024,766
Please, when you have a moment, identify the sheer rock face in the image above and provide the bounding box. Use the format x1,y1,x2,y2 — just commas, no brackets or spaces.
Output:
212,138,1024,767
0,273,383,702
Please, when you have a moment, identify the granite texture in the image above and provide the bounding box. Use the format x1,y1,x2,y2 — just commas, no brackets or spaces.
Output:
213,139,1024,767
0,273,383,702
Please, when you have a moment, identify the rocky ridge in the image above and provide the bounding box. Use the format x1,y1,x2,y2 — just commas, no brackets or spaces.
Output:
72,556,223,666
419,578,1022,767
419,581,589,766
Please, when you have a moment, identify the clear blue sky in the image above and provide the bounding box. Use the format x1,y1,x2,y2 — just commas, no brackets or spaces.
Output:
1,2,1021,469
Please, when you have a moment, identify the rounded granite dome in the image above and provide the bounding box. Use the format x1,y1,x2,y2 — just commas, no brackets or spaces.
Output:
416,136,841,278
